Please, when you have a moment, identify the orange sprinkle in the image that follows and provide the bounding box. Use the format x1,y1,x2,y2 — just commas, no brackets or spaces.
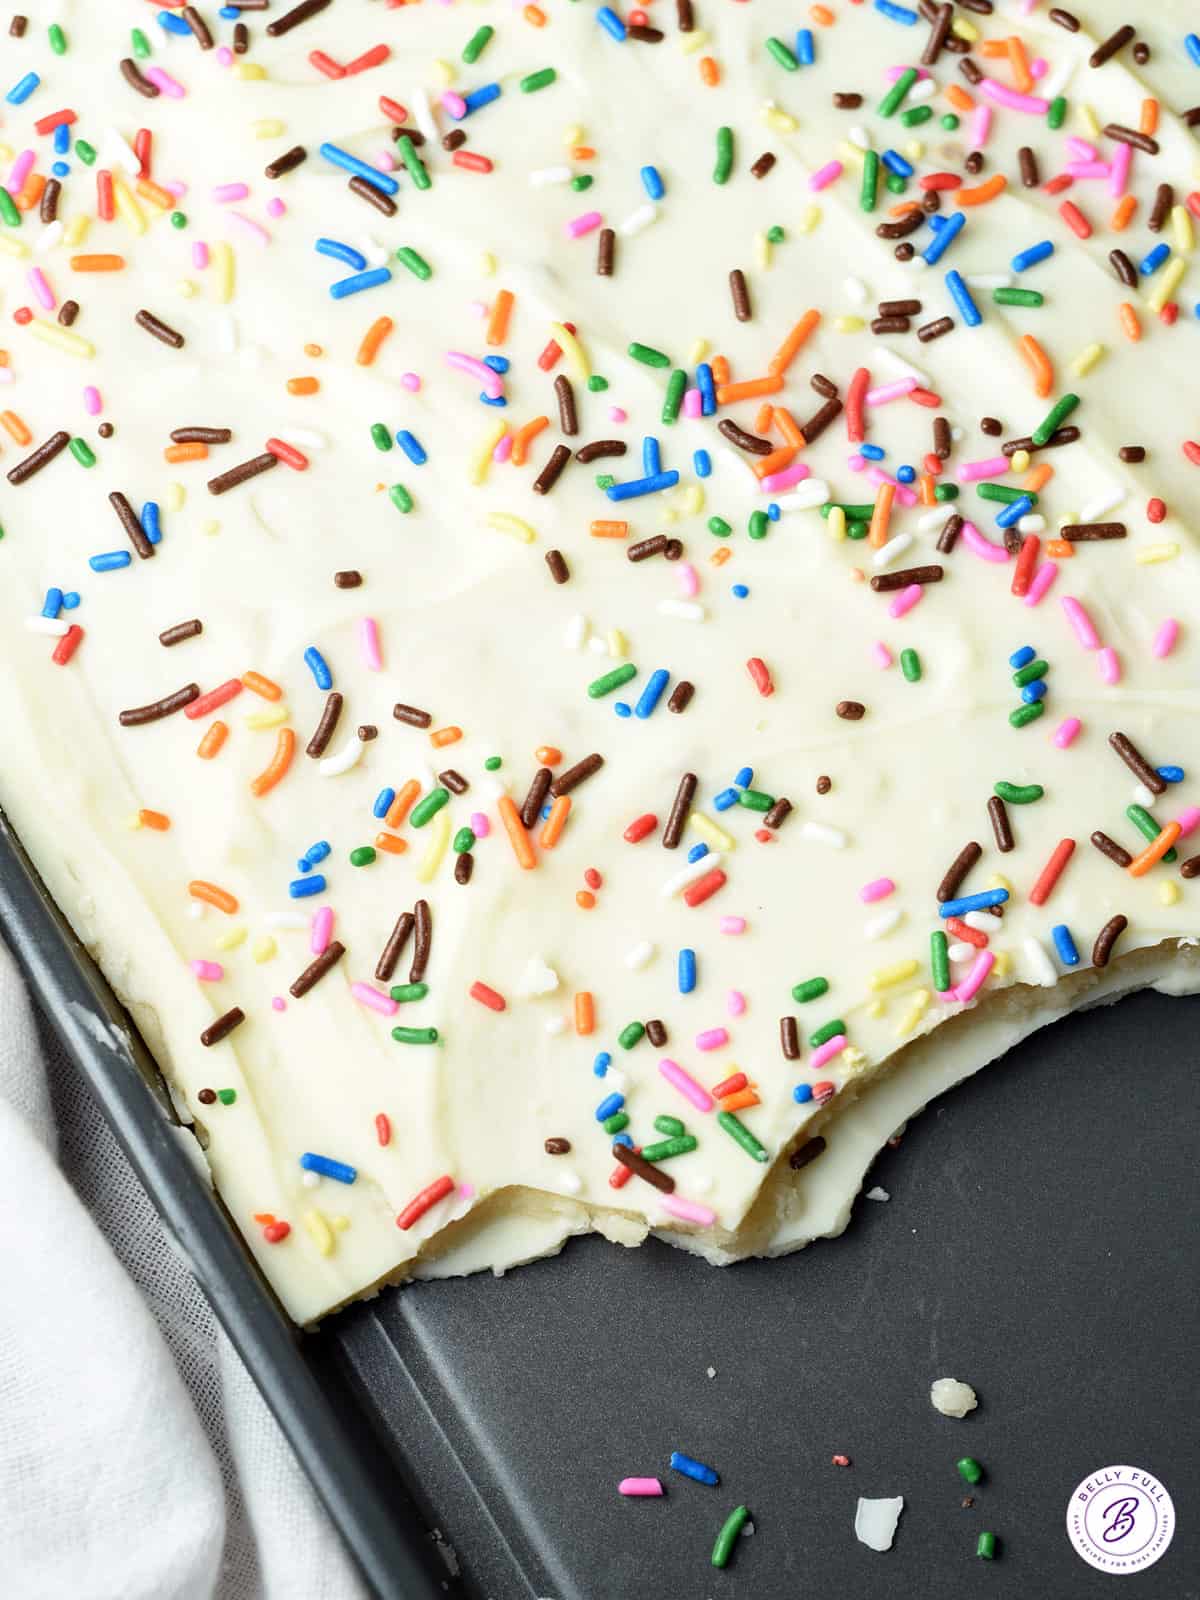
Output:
430,724,462,748
1128,821,1181,877
138,809,170,831
189,880,239,914
13,172,44,211
699,55,720,86
385,778,420,829
242,670,283,701
573,990,595,1036
1118,301,1141,342
523,3,546,23
570,146,596,161
1023,462,1053,494
589,519,629,538
720,1088,761,1113
1006,36,1033,94
135,176,175,209
287,376,319,395
485,288,514,347
888,200,922,218
0,352,8,367
868,481,894,549
197,720,228,760
164,441,208,463
1017,333,1054,398
956,173,1007,207
711,355,731,387
1045,538,1074,559
250,727,295,797
751,445,796,481
979,39,1008,57
498,794,537,869
1110,194,1137,231
1,410,31,445
918,474,937,506
753,402,774,434
710,546,733,567
510,414,549,466
946,84,974,112
576,890,596,910
1140,98,1159,137
374,832,408,855
303,343,323,358
768,309,820,374
809,3,834,23
715,375,783,405
535,745,562,766
540,794,571,848
70,253,126,272
355,316,393,367
774,406,804,450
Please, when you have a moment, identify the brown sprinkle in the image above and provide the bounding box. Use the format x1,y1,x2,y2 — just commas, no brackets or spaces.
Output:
135,308,184,349
375,912,414,983
811,373,838,398
265,145,307,180
554,374,578,436
171,426,232,444
832,92,863,109
58,299,79,327
532,443,571,495
628,534,669,562
1109,248,1138,288
40,177,60,223
816,775,832,794
266,0,331,36
334,569,362,588
933,417,952,459
627,23,663,41
645,1019,668,1047
936,512,963,553
1090,830,1133,869
306,692,343,759
520,768,553,829
835,700,865,721
718,419,773,456
663,772,697,849
207,453,278,495
290,940,346,998
8,430,70,486
987,795,1014,853
1017,146,1039,188
1048,7,1079,29
545,549,570,584
358,725,378,742
1118,446,1145,464
789,1135,827,1171
750,152,776,180
1108,731,1166,794
1091,914,1128,969
879,299,921,318
1180,855,1200,880
597,227,615,276
1149,183,1174,232
349,174,397,215
763,797,793,830
667,680,694,714
109,491,154,560
10,15,27,37
1061,522,1126,542
921,1,953,65
410,900,432,982
797,396,843,445
233,21,248,52
118,684,200,726
393,702,432,729
550,753,604,797
1089,24,1134,68
159,619,203,647
120,58,160,98
937,841,982,903
871,316,910,336
1103,123,1158,156
182,5,214,48
544,1137,571,1155
779,1016,800,1060
439,768,468,795
575,438,627,463
200,1008,245,1047
869,564,943,592
441,129,466,152
611,1142,675,1193
454,852,473,885
676,0,694,29
729,268,751,322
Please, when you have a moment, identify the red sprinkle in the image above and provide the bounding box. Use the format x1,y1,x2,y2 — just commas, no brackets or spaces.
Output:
537,321,576,372
33,108,77,135
375,1112,391,1147
96,168,114,221
1058,200,1092,239
922,452,943,477
1187,191,1200,220
13,306,32,325
133,127,152,179
51,623,84,665
1043,173,1073,196
453,150,495,174
346,43,390,74
396,1174,455,1230
262,1220,291,1244
846,366,869,444
711,1071,748,1098
1011,533,1040,597
379,95,408,124
754,828,773,842
183,677,244,719
908,386,942,408
832,1454,852,1468
265,437,310,470
584,867,602,889
609,1144,640,1189
919,172,962,191
683,867,726,907
1029,837,1076,906
1182,441,1200,467
623,813,658,843
945,915,988,949
1147,497,1166,523
309,50,347,79
746,656,774,696
1160,302,1179,326
469,980,506,1012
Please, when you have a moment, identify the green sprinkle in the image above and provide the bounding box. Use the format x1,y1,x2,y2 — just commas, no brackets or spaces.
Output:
941,113,960,131
860,149,879,213
901,104,933,128
628,341,670,368
409,787,450,827
766,225,785,243
809,1018,845,1047
350,845,377,867
520,67,557,93
389,982,429,1003
765,36,799,71
169,211,188,229
371,422,393,451
711,1505,750,1570
75,139,97,166
0,187,21,228
395,245,432,280
884,172,908,195
484,755,502,771
934,482,959,502
69,437,96,467
1048,94,1067,130
820,501,875,519
957,1457,984,1485
878,65,917,118
462,23,493,63
396,134,431,191
595,473,615,489
1009,701,1045,728
977,483,1033,505
131,28,151,59
747,510,769,540
930,930,950,993
791,977,829,1004
713,125,734,185
737,789,775,812
1031,392,1079,448
708,516,733,538
717,1111,769,1163
641,1134,698,1162
588,662,638,699
388,483,413,514
48,22,66,54
453,827,476,854
846,520,870,540
662,367,687,424
602,1111,630,1135
1127,803,1178,860
392,1026,439,1045
216,1088,236,1106
654,1114,686,1137
587,374,608,391
569,174,592,193
994,286,1044,307
994,780,1044,805
1012,658,1049,687
900,647,921,682
618,1021,646,1050
976,1532,998,1561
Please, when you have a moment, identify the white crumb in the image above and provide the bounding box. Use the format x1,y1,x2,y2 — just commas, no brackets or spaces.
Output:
930,1378,978,1418
854,1495,904,1552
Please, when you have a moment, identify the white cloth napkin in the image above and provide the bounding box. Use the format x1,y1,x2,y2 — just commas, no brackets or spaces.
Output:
0,935,369,1600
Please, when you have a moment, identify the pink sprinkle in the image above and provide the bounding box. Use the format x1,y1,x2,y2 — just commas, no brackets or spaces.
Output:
1060,595,1099,648
726,990,746,1017
401,372,422,392
760,462,810,493
212,182,249,203
457,1181,475,1200
1023,560,1058,606
311,905,333,955
979,77,1048,114
808,160,843,192
358,616,383,671
957,455,1010,484
374,150,398,173
953,950,995,1004
492,432,513,463
1064,161,1111,180
216,45,233,67
1097,646,1121,685
468,300,488,319
190,960,223,981
860,877,895,903
165,180,187,199
1066,138,1098,161
1109,139,1132,198
440,90,468,119
865,377,916,407
961,520,1010,563
888,583,923,619
1152,618,1179,659
266,197,286,219
619,1479,664,1497
677,562,700,598
145,67,186,99
608,406,627,423
228,212,270,246
8,149,34,192
1174,805,1200,840
191,241,210,269
446,350,502,397
27,267,54,310
660,1194,716,1227
683,387,703,418
271,996,286,1011
848,453,866,471
565,210,603,239
695,1027,728,1052
83,386,101,415
884,64,930,81
809,1034,847,1071
470,811,490,838
970,105,992,150
1053,716,1082,749
1029,56,1048,78
872,641,894,669
658,1057,714,1112
719,916,746,934
866,466,918,506
351,981,399,1017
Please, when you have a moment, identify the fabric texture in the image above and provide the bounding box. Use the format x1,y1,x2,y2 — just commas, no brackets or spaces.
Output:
0,935,368,1600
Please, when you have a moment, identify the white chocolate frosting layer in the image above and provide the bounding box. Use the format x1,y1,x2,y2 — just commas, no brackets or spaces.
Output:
2,2,1199,1322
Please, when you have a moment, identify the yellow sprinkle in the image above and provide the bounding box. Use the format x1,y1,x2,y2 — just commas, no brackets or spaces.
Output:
64,214,89,247
1171,204,1194,254
211,240,235,304
950,15,977,40
986,874,1013,893
302,1209,336,1257
1075,101,1101,138
1159,880,1181,907
0,142,11,162
677,27,709,54
680,485,704,515
687,338,710,364
176,280,197,298
562,124,584,147
233,62,267,80
1134,542,1180,564
1147,255,1185,315
903,140,925,162
29,318,95,358
0,235,30,259
166,482,185,512
688,812,735,852
992,950,1011,978
1070,342,1105,377
753,231,770,269
895,989,931,1038
478,251,496,276
549,320,590,381
828,505,847,541
469,419,507,484
202,519,221,536
836,141,865,170
252,118,285,139
332,1215,350,1232
486,512,536,543
762,106,799,134
252,936,276,963
415,806,451,883
1010,449,1031,473
124,813,143,831
432,58,456,87
869,959,920,992
658,507,680,527
866,998,884,1019
834,315,865,334
214,926,247,952
245,705,290,729
111,174,146,236
607,628,628,658
1056,510,1078,530
798,205,821,234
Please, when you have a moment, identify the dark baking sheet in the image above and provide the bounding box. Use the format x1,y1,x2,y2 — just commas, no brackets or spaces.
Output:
4,809,1198,1598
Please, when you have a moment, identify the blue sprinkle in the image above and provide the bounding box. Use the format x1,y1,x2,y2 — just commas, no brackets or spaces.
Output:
733,767,753,788
462,83,501,115
300,1152,357,1184
396,429,427,465
1021,679,1047,704
614,701,633,718
89,551,131,572
593,1051,612,1077
219,4,240,16
1187,33,1200,67
731,583,749,598
297,858,312,873
896,464,916,485
6,71,40,106
597,5,627,41
713,789,738,811
1140,242,1170,276
316,237,368,272
687,843,709,863
1158,765,1185,783
882,149,914,178
42,587,63,619
1052,924,1080,967
540,802,553,820
156,9,193,33
319,142,399,195
922,208,964,265
939,888,1009,918
678,947,697,994
51,161,69,177
669,1452,719,1486
640,165,665,201
796,28,814,65
945,268,982,327
479,392,507,407
141,501,162,545
289,874,327,899
482,354,510,373
767,503,781,521
612,1132,634,1148
793,1083,814,1104
635,667,670,718
303,646,333,689
693,449,712,479
696,363,716,416
873,0,918,21
373,787,396,818
329,266,393,300
860,442,885,461
596,1092,625,1122
996,494,1034,529
305,840,331,865
927,213,948,232
605,469,679,502
1011,240,1054,273
62,592,80,609
1009,644,1036,669
642,435,662,476
53,123,70,155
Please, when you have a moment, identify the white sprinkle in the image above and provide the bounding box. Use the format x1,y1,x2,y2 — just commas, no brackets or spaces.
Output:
264,911,309,931
410,84,438,145
587,635,609,655
657,599,707,622
930,1377,978,1418
1023,937,1057,987
215,313,238,355
848,125,873,151
871,532,913,569
563,613,589,650
99,126,141,175
864,906,903,940
716,446,760,489
773,479,830,512
529,164,573,187
1017,513,1046,533
801,821,847,849
855,1496,904,1553
866,1185,890,1202
617,202,658,237
319,734,365,777
917,508,946,533
301,1170,321,1189
557,1170,583,1195
517,956,560,997
187,901,205,920
660,853,723,898
962,911,995,932
25,616,71,636
871,346,930,386
706,1366,717,1379
625,940,656,970
35,220,63,255
544,1016,566,1036
355,235,390,269
909,76,936,103
843,275,869,304
1081,484,1125,522
1134,782,1157,808
948,942,974,962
